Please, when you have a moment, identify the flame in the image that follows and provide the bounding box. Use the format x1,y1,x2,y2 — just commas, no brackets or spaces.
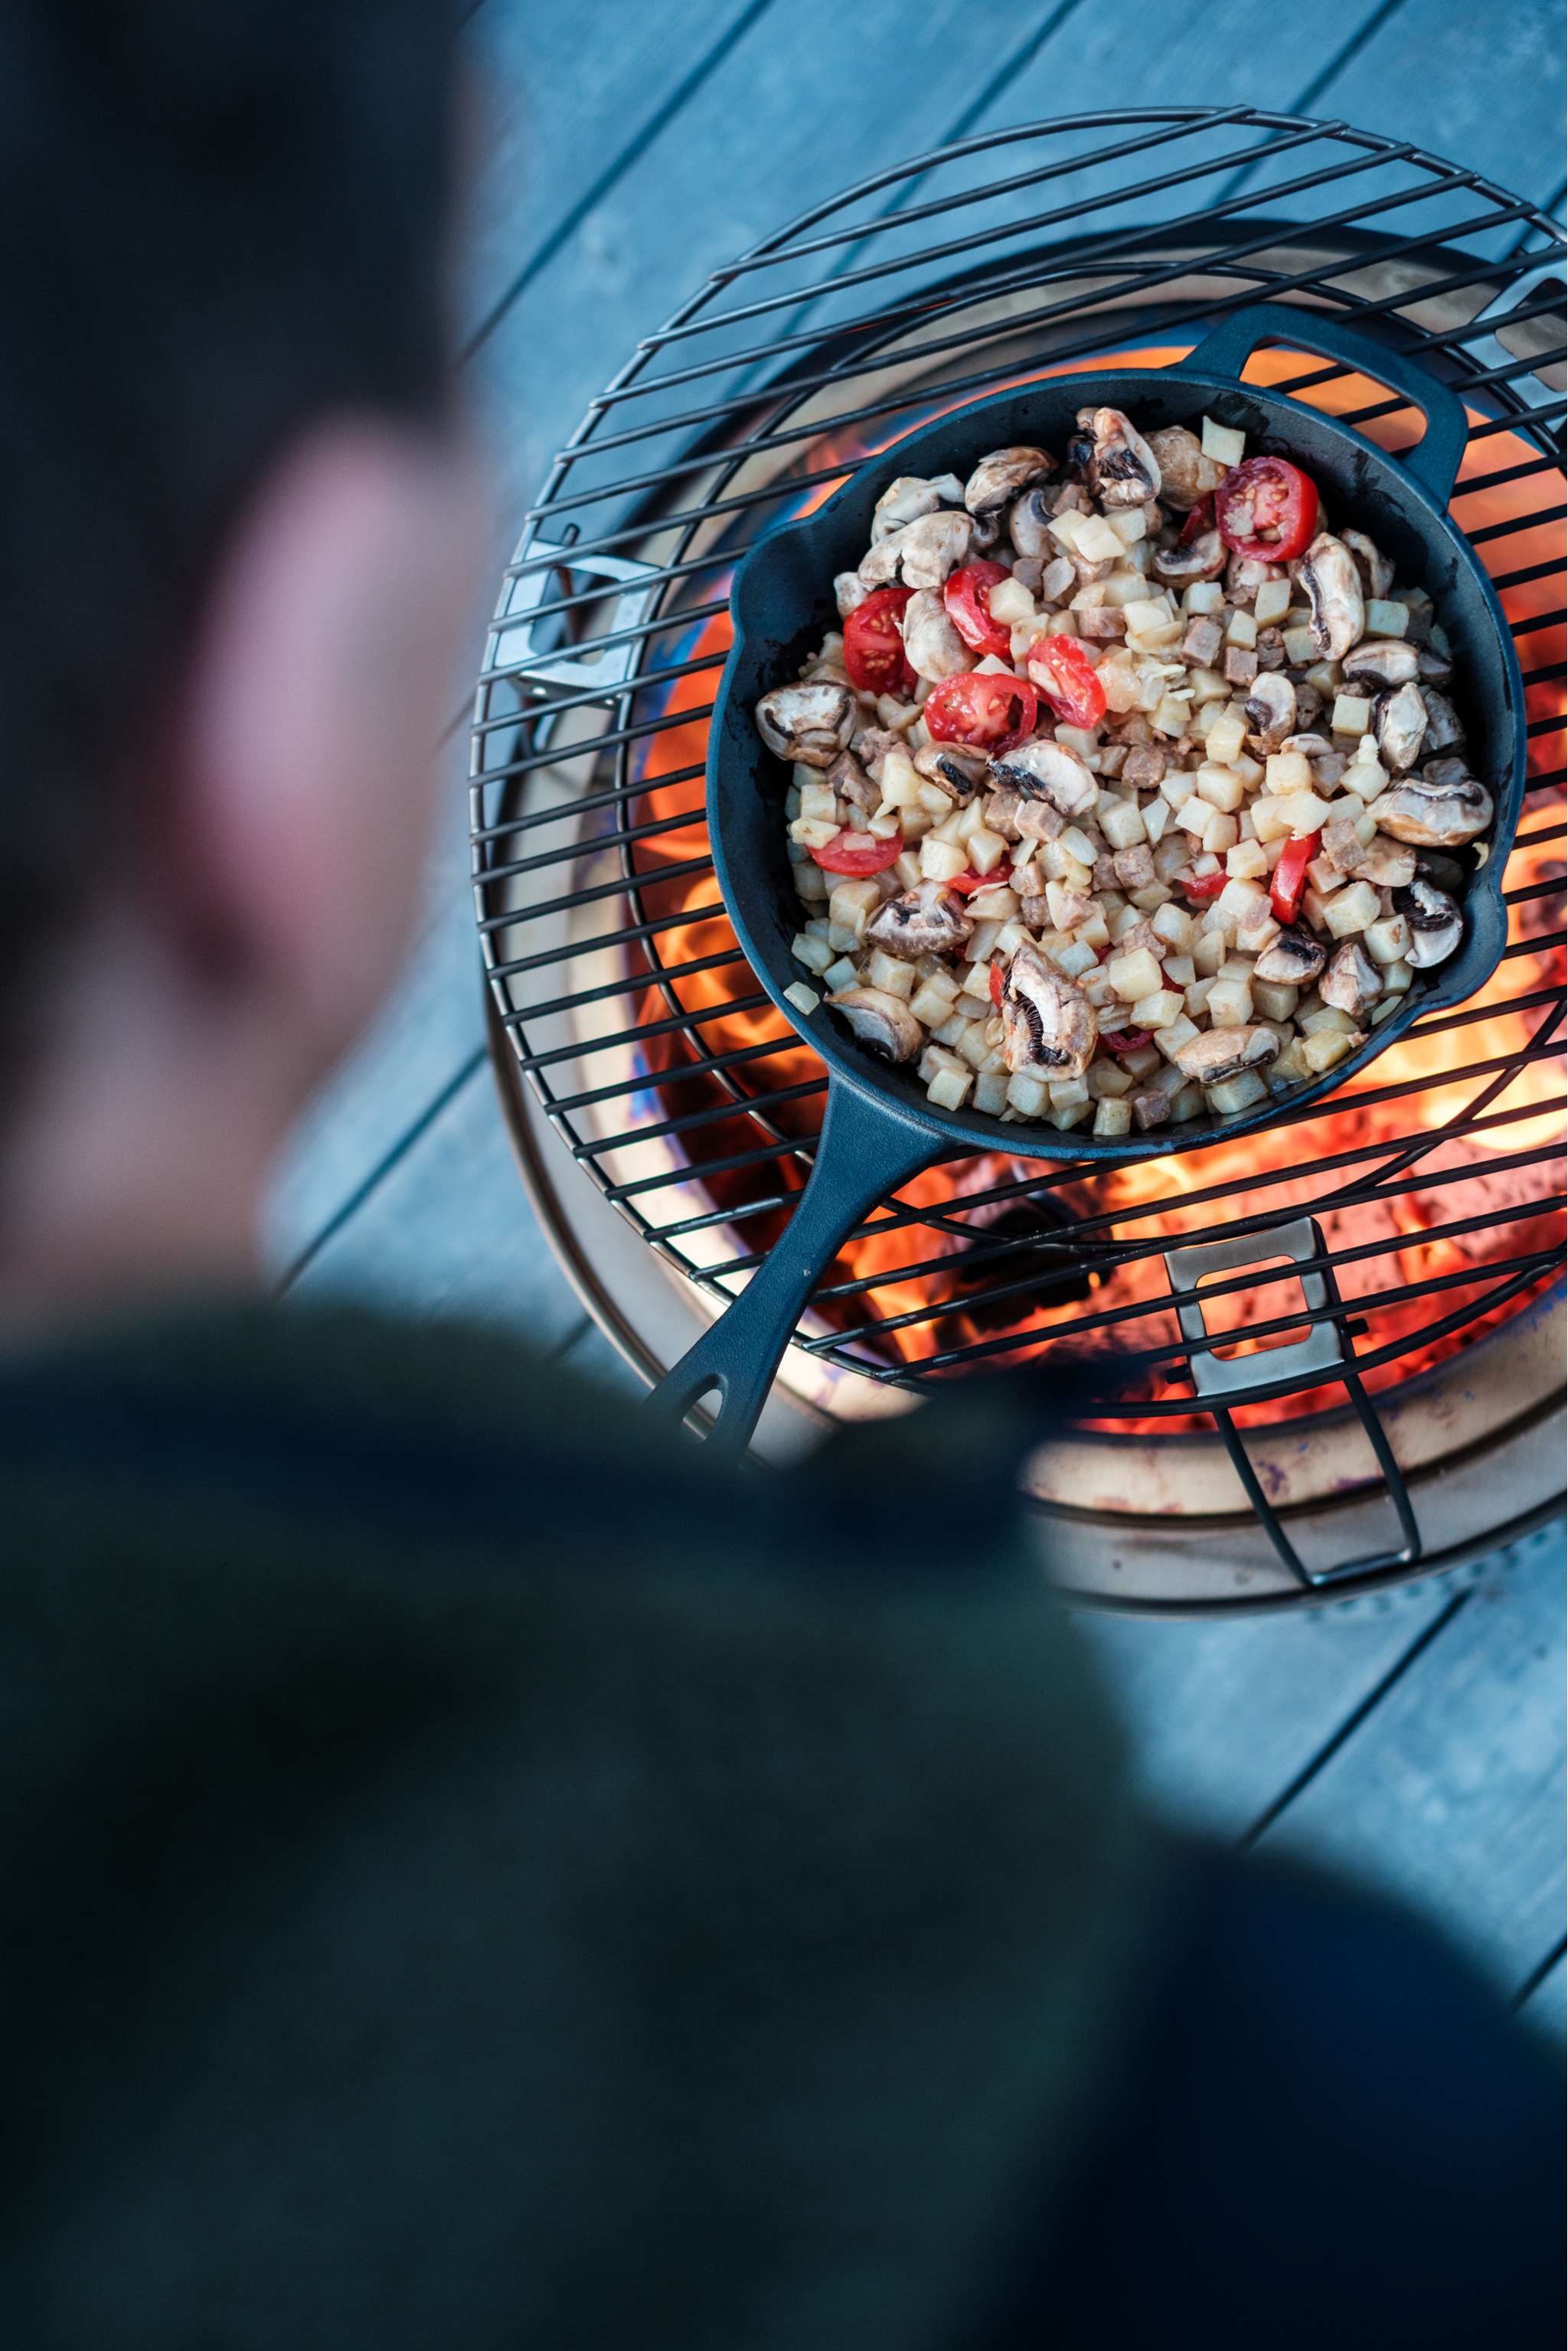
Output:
619,345,1565,1429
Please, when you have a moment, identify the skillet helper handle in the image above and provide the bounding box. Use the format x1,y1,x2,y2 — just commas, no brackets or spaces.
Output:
1178,301,1471,507
643,1079,934,1464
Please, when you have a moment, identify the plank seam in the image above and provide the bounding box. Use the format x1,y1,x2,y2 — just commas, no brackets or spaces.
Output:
1214,0,1412,204
1512,1932,1567,2009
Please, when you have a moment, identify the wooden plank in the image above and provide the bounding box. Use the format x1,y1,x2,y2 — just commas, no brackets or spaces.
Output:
1255,1524,1566,1993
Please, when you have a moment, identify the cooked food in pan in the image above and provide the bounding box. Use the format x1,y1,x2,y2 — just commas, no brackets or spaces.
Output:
756,408,1491,1135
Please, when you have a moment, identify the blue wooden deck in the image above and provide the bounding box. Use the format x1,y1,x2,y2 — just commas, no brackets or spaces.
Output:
266,0,1567,2034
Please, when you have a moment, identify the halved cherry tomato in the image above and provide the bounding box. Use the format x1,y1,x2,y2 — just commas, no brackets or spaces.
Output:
808,828,903,877
1025,632,1107,729
1179,494,1215,545
1102,1027,1153,1054
1214,456,1319,564
1184,870,1229,903
947,867,1007,896
1269,828,1321,924
989,962,1006,1011
843,586,916,696
924,671,1038,754
943,560,1013,658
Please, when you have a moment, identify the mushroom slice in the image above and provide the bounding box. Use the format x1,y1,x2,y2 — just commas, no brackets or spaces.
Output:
914,741,990,802
825,748,880,820
998,945,1098,1081
964,445,1055,518
1394,876,1464,968
1320,939,1383,1017
1145,425,1223,512
1152,528,1226,587
865,879,974,962
988,735,1099,818
1077,405,1162,507
1243,671,1296,746
1298,533,1365,661
1008,488,1055,560
1254,926,1327,987
1351,833,1417,890
1374,679,1428,772
834,571,871,619
870,473,965,543
1366,769,1493,847
1341,638,1420,690
1281,732,1334,758
898,588,974,684
861,508,975,591
754,681,857,768
1419,685,1465,755
825,985,923,1063
1171,1025,1279,1085
1342,528,1395,602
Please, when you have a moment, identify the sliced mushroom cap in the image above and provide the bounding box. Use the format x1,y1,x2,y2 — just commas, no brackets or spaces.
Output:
1320,938,1382,1017
1254,926,1327,986
1416,642,1454,682
964,445,1055,518
1076,404,1162,507
1298,533,1366,661
1243,671,1296,745
834,571,871,619
1144,424,1223,512
1341,638,1420,689
1281,732,1334,758
914,741,990,802
825,985,923,1063
1395,875,1464,968
1342,527,1395,602
898,588,975,682
755,681,857,767
859,508,975,590
851,726,904,782
864,879,974,962
1419,684,1465,755
1227,551,1286,606
825,748,880,818
1152,528,1227,587
1171,1024,1279,1084
988,734,1099,818
1366,769,1494,847
1351,831,1417,890
1374,678,1428,772
870,472,965,542
999,945,1098,1080
1008,487,1055,560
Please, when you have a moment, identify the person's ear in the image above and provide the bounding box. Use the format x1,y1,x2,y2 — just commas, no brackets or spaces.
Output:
171,416,482,1070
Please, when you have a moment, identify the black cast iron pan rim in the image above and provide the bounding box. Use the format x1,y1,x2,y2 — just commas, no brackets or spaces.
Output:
706,301,1529,1171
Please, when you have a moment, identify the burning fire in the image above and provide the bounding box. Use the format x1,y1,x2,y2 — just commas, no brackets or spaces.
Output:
620,350,1565,1429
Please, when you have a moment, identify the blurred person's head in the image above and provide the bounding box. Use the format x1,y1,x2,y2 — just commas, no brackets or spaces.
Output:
0,0,475,1331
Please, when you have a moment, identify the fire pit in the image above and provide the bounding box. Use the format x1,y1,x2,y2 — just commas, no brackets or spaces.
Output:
471,111,1565,1610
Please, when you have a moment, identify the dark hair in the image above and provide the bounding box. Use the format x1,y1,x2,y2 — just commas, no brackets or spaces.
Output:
0,0,459,1030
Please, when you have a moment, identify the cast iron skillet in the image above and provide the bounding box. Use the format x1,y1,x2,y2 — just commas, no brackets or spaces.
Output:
645,303,1527,1455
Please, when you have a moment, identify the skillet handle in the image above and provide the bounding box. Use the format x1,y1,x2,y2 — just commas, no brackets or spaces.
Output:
643,1078,935,1464
1177,302,1471,507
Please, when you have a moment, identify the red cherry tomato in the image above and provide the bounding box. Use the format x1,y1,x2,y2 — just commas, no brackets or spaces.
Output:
1179,494,1215,545
943,560,1013,658
924,671,1039,754
947,867,1003,896
843,586,916,696
989,962,1006,1011
1214,456,1319,563
808,828,904,877
1269,828,1321,925
1101,1027,1153,1054
1184,870,1229,903
1025,633,1107,728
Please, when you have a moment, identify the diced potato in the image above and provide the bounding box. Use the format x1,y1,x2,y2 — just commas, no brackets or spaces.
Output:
1253,978,1299,1023
1216,875,1269,925
1176,795,1211,841
1195,762,1245,813
1048,1075,1091,1112
829,877,884,938
1159,766,1200,810
1099,797,1148,851
792,931,837,976
1298,1003,1357,1037
861,949,915,998
1204,705,1247,769
1321,879,1380,937
782,981,820,1017
1047,508,1087,551
959,960,995,1001
1282,624,1319,665
1093,1095,1133,1138
973,1069,1010,1116
1154,1013,1199,1062
1089,1058,1133,1098
1330,692,1372,738
1264,749,1314,795
927,1060,975,1111
993,919,1028,959
1226,838,1269,882
1189,669,1230,707
1201,806,1240,856
1075,906,1113,949
891,851,923,890
1121,1043,1164,1081
1207,975,1254,1030
1206,1069,1269,1115
1184,580,1225,616
1054,939,1099,979
1224,606,1258,649
1169,1081,1207,1122
1005,1073,1050,1118
1300,1027,1359,1076
1060,823,1099,865
987,573,1038,627
909,979,959,1027
1074,513,1126,565
1365,598,1409,638
1191,933,1228,980
956,1020,997,1070
1132,988,1185,1030
966,824,1008,877
1253,578,1292,625
1201,415,1246,465
1364,913,1412,966
931,1011,971,1048
1152,691,1194,737
1108,506,1148,547
1142,796,1173,846
1151,902,1194,952
1050,1097,1093,1131
822,955,859,993
1161,952,1196,988
1382,957,1414,996
1109,947,1164,1001
920,835,970,883
1277,791,1334,838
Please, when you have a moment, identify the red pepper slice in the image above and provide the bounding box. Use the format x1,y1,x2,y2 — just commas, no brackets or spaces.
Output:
1214,456,1319,564
842,586,916,697
924,671,1039,754
1101,1027,1153,1054
1269,828,1321,925
808,828,904,877
1025,632,1107,729
1184,870,1229,903
989,962,1006,1011
943,560,1013,658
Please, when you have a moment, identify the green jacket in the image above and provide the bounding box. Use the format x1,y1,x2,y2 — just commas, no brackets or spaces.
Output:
0,1304,1143,2348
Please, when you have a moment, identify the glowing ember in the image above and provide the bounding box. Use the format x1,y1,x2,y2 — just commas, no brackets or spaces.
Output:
622,348,1565,1430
